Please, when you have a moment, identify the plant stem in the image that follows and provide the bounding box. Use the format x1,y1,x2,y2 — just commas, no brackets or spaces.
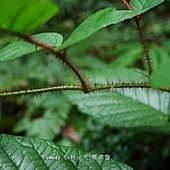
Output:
0,82,169,97
2,30,90,93
22,34,90,93
121,0,153,75
134,17,152,75
0,85,82,97
122,0,132,10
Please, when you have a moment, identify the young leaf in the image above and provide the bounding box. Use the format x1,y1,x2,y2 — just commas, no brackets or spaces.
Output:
150,64,170,88
0,0,58,33
68,89,170,133
59,0,164,49
0,33,63,61
0,134,133,170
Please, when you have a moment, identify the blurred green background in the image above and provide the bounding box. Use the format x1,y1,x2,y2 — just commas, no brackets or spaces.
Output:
0,0,170,169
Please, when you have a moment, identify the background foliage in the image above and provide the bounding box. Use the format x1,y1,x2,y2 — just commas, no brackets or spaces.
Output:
0,0,170,169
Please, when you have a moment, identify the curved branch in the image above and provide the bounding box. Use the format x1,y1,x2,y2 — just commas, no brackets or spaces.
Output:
1,30,90,93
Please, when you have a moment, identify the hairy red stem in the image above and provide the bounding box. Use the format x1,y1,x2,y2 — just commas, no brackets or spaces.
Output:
121,0,153,75
4,31,90,93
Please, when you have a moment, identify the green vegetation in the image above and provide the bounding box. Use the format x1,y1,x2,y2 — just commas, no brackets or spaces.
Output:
0,0,170,169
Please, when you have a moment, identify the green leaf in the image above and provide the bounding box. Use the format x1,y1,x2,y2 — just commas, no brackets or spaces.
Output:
0,134,133,170
84,67,148,84
110,43,142,67
69,89,170,133
0,0,58,33
150,46,170,70
67,67,170,133
150,64,170,88
130,0,162,11
59,0,164,49
0,33,63,61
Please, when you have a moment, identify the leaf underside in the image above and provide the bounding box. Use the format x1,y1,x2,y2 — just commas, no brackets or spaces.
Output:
68,88,170,133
